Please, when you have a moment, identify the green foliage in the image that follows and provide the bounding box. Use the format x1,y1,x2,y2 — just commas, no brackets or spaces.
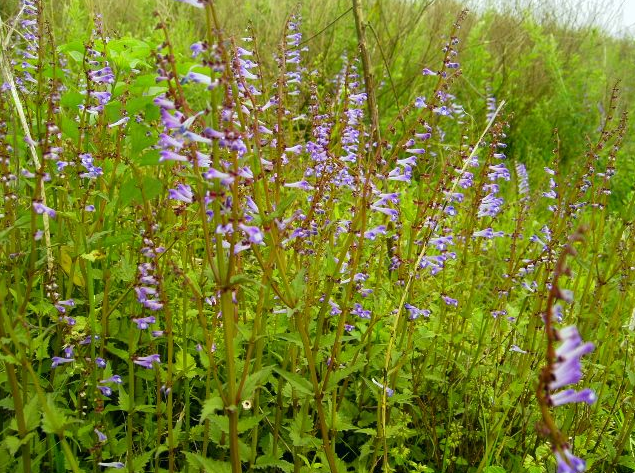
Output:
0,1,634,473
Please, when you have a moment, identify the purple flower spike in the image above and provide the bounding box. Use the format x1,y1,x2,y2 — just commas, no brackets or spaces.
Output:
134,354,161,369
97,385,112,397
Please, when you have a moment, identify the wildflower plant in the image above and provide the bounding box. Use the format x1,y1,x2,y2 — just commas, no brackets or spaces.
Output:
0,1,634,473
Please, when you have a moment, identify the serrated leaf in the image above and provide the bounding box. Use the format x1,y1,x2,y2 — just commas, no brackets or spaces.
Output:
41,398,67,434
253,456,294,472
274,368,313,396
3,436,20,456
199,395,224,423
118,385,131,412
175,350,197,379
242,365,274,400
184,452,232,473
132,450,153,472
324,359,366,392
618,456,635,471
106,343,130,362
237,414,264,433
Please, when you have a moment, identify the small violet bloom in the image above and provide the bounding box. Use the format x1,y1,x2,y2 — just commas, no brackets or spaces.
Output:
133,354,161,369
52,357,74,368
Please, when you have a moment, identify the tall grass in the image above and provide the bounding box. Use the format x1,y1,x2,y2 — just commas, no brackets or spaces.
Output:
0,1,634,473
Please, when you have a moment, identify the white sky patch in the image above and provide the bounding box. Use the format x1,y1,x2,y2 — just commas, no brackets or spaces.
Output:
466,0,635,37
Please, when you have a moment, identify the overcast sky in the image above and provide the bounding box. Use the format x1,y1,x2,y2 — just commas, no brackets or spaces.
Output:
468,0,635,37
614,0,635,35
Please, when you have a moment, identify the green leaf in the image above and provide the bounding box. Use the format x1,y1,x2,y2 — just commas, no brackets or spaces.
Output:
60,115,79,141
118,384,131,412
253,456,294,472
199,395,224,423
274,368,313,396
618,456,635,471
237,414,264,433
184,452,232,473
132,450,153,472
106,343,130,362
242,365,274,400
61,91,85,109
483,467,507,473
324,359,366,392
3,436,20,456
175,350,197,379
41,397,67,434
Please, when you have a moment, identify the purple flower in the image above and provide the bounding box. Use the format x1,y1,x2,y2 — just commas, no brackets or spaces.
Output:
97,385,112,396
404,303,430,320
132,316,156,329
549,326,594,391
159,150,188,163
554,447,586,473
89,66,115,84
95,428,108,442
284,180,314,191
329,300,342,315
143,300,164,311
135,286,157,303
52,357,74,368
370,206,398,221
352,303,371,319
442,295,458,307
238,224,265,245
372,378,395,397
203,167,233,183
108,117,129,128
397,156,417,167
33,201,56,218
98,462,125,469
549,388,596,406
175,0,204,7
414,97,427,108
364,225,387,240
133,354,161,369
101,375,123,384
96,357,107,368
168,184,193,203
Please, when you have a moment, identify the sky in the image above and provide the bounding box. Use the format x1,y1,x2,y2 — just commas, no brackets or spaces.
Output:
613,0,635,35
468,0,635,37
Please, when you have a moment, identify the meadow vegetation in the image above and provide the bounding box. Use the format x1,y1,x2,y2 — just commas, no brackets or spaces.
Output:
0,0,634,472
